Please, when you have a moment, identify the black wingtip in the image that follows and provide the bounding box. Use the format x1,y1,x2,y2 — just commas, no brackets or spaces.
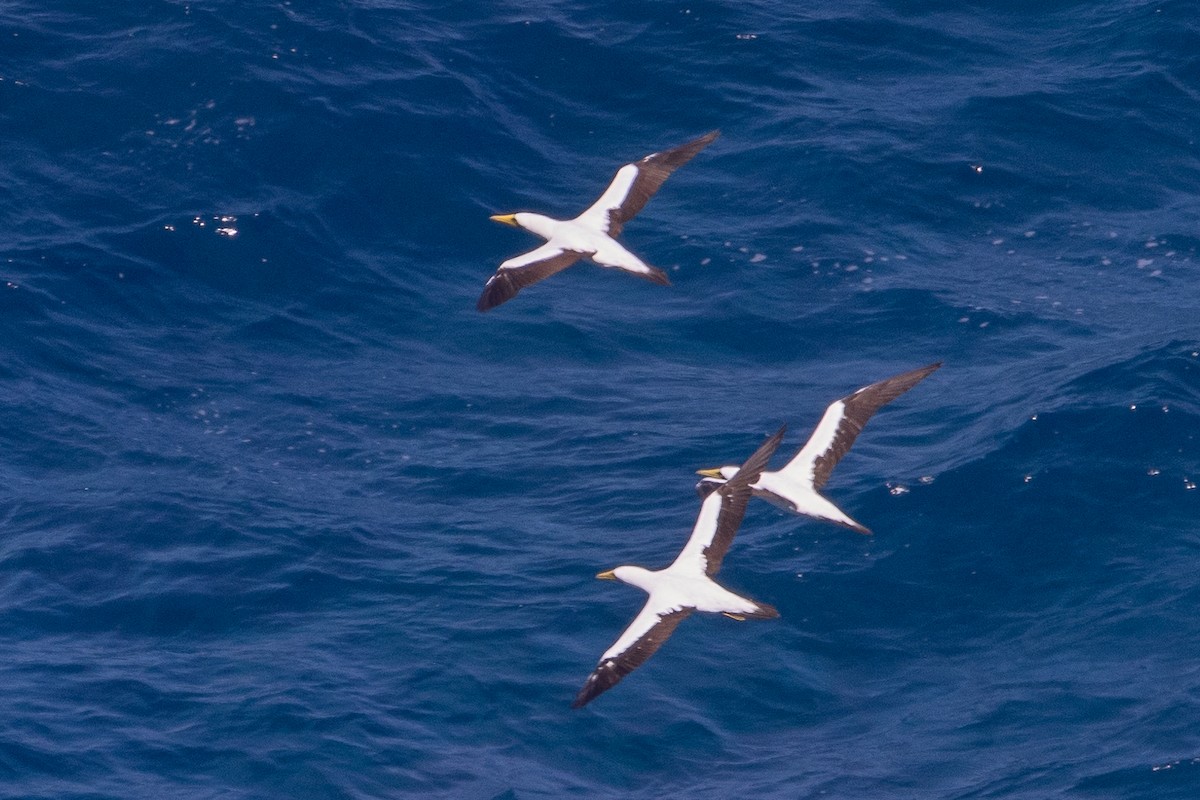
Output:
476,274,516,312
847,361,943,407
571,670,612,709
748,600,780,619
571,680,593,709
891,361,942,384
667,130,720,151
642,267,672,286
645,130,722,170
679,129,720,154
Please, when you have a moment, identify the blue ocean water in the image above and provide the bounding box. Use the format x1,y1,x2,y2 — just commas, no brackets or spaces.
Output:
2,0,1198,797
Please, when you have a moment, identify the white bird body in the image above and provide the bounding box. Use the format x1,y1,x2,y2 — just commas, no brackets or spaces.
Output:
501,211,658,280
743,466,862,528
697,363,942,535
573,425,786,709
478,131,719,311
597,549,772,665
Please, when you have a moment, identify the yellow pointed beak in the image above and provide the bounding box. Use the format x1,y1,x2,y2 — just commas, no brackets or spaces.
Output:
489,214,518,226
595,570,616,581
696,468,724,478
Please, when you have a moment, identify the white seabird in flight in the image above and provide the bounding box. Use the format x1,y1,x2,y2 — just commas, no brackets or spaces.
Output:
572,424,786,709
478,130,720,312
696,363,942,534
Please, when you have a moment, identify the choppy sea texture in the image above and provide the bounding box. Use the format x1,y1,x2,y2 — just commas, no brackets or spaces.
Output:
1,1,1198,798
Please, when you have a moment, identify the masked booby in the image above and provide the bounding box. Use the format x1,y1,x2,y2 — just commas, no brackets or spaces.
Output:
477,130,720,312
696,363,942,534
572,424,786,709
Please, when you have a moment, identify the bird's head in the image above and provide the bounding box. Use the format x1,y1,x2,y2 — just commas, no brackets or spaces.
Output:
595,565,652,589
489,213,521,228
696,465,739,480
694,465,737,498
696,465,738,480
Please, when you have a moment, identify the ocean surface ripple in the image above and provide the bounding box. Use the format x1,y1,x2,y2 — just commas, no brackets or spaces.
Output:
1,1,1198,798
